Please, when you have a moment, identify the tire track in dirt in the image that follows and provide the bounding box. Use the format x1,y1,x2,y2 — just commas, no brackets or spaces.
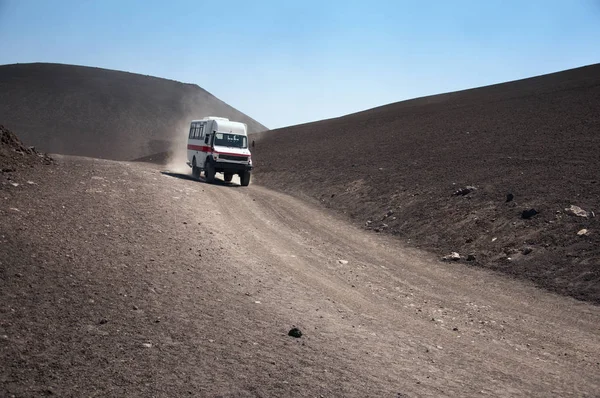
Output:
191,175,600,397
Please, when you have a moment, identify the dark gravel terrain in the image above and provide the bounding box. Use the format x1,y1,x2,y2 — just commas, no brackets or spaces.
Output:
251,64,600,303
0,63,267,161
2,153,599,397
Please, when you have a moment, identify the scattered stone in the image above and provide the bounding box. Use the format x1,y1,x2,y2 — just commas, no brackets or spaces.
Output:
506,193,514,202
491,237,497,242
10,182,19,187
382,210,394,220
365,220,373,228
442,252,461,261
577,229,589,236
466,254,476,261
26,180,35,185
521,209,539,219
288,327,303,338
141,343,152,348
338,259,349,265
452,327,459,331
1,167,15,173
522,247,533,255
565,205,589,218
99,318,108,325
454,186,477,196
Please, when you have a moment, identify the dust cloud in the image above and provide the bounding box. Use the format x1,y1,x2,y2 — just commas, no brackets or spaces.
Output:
164,119,191,174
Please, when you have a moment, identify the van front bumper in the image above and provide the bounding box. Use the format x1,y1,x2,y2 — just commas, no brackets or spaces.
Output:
213,161,253,173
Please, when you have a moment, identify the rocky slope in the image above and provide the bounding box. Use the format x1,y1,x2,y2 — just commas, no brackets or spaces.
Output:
252,64,600,303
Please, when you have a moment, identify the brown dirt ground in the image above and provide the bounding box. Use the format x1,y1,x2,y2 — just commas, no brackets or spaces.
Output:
0,63,267,161
250,64,600,304
1,154,599,397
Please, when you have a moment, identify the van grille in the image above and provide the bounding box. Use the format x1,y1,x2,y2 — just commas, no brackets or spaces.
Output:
219,155,248,162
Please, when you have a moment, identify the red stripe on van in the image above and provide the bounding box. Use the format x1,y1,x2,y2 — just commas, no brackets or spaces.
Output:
187,144,211,152
187,144,250,157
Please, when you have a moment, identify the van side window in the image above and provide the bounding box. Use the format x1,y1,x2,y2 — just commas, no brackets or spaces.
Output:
194,125,200,139
189,124,194,139
199,125,204,138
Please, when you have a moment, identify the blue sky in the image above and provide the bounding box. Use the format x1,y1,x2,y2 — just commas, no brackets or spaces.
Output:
0,0,599,129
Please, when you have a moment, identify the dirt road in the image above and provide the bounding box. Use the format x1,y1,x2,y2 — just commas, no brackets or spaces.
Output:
1,156,599,397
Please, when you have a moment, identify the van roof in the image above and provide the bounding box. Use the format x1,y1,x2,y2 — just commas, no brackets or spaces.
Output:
190,116,229,122
214,119,247,135
190,118,247,135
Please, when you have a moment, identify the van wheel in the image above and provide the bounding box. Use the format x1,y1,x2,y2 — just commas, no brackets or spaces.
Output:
240,171,251,187
192,157,200,179
224,173,233,182
204,160,215,183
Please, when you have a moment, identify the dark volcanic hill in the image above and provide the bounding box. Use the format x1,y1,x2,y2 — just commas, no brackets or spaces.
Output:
252,64,600,303
0,63,267,160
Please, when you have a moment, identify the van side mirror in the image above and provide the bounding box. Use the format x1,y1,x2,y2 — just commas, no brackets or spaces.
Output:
204,135,209,144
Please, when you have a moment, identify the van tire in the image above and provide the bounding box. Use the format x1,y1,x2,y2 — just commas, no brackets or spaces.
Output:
204,160,216,183
240,171,251,187
224,173,233,182
192,157,200,179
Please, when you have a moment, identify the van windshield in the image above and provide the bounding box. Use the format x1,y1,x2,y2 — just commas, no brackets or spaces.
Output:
213,132,247,148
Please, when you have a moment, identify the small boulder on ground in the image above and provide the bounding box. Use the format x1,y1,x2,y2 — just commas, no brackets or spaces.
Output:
382,210,394,220
453,186,477,196
521,209,539,219
565,205,589,218
442,252,461,261
288,328,302,338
